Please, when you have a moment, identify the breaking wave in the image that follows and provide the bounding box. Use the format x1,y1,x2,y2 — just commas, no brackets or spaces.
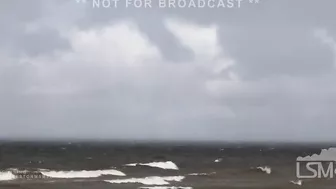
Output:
125,161,179,170
105,176,185,185
188,172,216,176
0,171,16,181
40,169,126,178
214,158,222,163
290,180,302,186
254,166,272,174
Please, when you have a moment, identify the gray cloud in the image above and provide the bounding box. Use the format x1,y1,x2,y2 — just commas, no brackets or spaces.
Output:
1,0,336,142
0,0,80,56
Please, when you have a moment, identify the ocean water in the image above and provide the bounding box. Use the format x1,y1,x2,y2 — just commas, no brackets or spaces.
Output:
0,141,335,189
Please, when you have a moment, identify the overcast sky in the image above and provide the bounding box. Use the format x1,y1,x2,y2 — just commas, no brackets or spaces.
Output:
1,0,336,142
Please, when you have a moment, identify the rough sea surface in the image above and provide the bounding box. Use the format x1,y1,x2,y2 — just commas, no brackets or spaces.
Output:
0,141,335,189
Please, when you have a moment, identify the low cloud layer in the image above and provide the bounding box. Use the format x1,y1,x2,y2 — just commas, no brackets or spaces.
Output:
1,0,336,141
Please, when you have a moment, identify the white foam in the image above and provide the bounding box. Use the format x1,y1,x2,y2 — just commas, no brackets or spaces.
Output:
40,169,126,178
0,171,16,181
256,166,271,174
188,172,215,176
188,173,208,176
161,176,184,182
6,168,30,173
139,187,192,189
290,180,302,186
125,163,137,166
6,168,19,172
105,176,185,185
125,161,179,170
214,158,222,163
105,177,169,185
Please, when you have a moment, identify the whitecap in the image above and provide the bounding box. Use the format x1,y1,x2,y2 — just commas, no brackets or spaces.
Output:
105,176,185,185
40,169,126,178
0,171,16,181
290,180,302,186
105,177,169,185
125,161,179,170
188,173,208,176
125,163,137,166
161,176,184,182
256,166,271,174
214,158,222,163
188,172,215,176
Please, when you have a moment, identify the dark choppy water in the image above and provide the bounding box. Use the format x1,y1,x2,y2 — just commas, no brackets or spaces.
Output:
0,141,335,188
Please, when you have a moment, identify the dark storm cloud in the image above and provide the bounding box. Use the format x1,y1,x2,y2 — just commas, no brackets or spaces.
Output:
1,0,336,141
